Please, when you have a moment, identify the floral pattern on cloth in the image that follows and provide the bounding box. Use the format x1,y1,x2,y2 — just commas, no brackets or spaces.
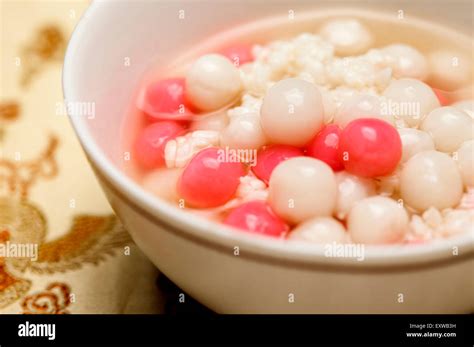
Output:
0,98,133,311
22,282,71,314
0,0,161,314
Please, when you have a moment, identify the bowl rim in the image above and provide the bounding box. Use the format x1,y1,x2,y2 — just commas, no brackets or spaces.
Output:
63,1,474,272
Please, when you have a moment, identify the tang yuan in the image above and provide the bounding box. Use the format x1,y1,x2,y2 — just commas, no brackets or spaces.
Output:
186,54,242,111
383,78,440,127
319,19,373,56
123,15,473,247
333,94,395,127
400,151,463,211
452,100,474,119
268,157,337,224
260,78,324,146
397,128,435,163
420,106,473,153
380,44,428,80
288,217,347,244
455,140,474,188
348,197,409,244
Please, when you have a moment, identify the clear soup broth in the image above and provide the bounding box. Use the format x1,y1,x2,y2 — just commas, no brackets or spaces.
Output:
121,9,473,245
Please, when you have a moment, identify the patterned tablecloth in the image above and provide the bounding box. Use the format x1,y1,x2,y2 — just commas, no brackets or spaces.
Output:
0,0,165,314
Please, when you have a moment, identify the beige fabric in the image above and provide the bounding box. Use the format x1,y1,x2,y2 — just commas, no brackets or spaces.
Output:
0,0,162,314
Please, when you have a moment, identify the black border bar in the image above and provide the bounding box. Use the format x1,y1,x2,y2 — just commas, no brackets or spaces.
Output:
0,314,472,345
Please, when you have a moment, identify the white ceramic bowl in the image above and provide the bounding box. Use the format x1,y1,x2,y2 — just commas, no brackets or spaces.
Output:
64,0,474,313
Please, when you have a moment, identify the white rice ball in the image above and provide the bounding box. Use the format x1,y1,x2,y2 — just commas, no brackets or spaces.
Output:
347,196,409,244
186,54,242,111
268,157,337,224
400,150,463,211
320,19,373,56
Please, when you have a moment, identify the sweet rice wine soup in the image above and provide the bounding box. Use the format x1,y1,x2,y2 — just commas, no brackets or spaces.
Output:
121,10,474,246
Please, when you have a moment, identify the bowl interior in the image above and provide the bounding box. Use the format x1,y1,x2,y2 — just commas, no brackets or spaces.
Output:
64,0,474,267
